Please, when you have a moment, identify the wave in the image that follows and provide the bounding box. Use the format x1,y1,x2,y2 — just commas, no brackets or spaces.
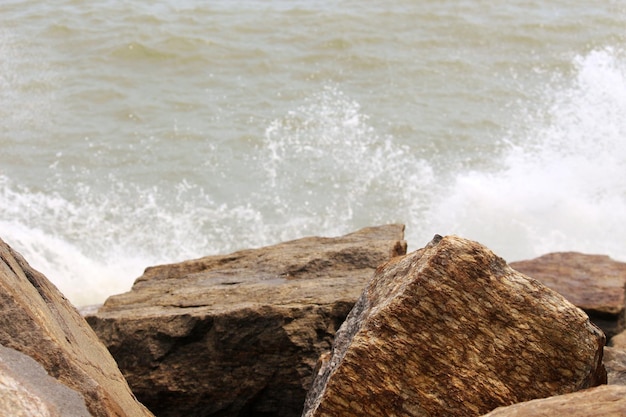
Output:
427,47,626,261
0,84,433,306
257,84,434,236
0,174,273,306
2,45,626,307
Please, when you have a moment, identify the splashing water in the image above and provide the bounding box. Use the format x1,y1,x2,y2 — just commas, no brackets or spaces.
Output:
257,85,434,238
428,47,626,261
3,46,626,306
0,85,431,306
0,175,266,304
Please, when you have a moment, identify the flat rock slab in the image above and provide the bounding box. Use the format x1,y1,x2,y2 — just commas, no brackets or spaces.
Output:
303,235,606,417
0,237,153,417
510,252,626,339
87,224,406,417
479,385,626,416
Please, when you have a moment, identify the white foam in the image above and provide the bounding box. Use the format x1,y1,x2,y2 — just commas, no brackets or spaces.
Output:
0,219,147,306
0,175,267,306
258,85,434,238
427,47,626,261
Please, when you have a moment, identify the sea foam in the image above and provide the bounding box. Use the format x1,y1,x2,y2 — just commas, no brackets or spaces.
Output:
427,47,626,261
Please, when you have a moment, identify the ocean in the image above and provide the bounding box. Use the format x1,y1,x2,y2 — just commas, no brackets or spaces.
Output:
2,0,626,306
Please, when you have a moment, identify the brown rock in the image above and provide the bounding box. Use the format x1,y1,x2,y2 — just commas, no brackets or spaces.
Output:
0,344,90,417
479,385,626,416
610,330,626,348
302,235,606,417
0,237,153,417
87,224,406,417
603,346,626,385
510,252,626,339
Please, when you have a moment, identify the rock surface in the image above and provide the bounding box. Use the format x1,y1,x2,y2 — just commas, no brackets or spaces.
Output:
87,224,406,417
610,330,626,348
603,346,626,385
303,235,606,417
510,252,626,339
0,237,154,417
479,385,626,416
0,344,90,417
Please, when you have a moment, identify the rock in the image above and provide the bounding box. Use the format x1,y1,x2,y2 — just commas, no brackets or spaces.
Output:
302,235,606,417
87,224,406,417
510,252,626,339
0,237,154,417
603,346,626,385
610,330,626,348
479,385,626,416
0,344,90,417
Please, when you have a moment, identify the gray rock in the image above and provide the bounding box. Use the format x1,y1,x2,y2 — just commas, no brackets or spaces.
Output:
603,346,626,385
0,344,90,417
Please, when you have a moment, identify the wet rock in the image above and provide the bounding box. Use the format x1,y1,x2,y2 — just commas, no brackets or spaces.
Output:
479,385,626,417
0,237,153,417
87,224,406,417
0,344,90,417
510,252,626,339
303,235,606,417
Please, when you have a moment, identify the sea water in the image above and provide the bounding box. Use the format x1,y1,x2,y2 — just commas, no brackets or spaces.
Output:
2,0,626,306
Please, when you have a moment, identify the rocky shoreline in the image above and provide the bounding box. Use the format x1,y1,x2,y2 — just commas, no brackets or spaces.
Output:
2,224,626,416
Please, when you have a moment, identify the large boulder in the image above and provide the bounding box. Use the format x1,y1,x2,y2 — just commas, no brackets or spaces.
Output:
479,385,626,416
87,224,406,417
510,252,626,339
302,235,606,417
0,237,153,417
